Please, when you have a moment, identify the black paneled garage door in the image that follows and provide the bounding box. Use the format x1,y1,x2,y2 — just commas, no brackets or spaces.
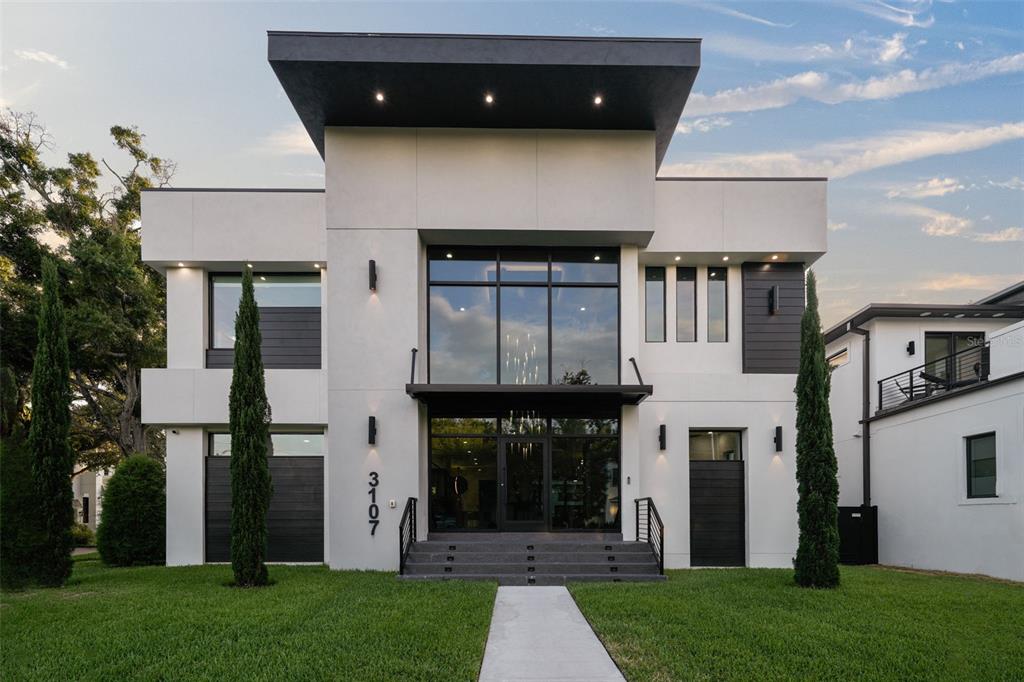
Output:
689,461,745,567
206,456,324,563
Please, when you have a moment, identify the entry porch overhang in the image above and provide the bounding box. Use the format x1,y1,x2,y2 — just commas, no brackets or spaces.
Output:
405,383,653,410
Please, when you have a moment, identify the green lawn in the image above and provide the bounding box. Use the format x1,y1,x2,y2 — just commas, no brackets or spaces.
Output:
570,566,1024,681
1,554,496,681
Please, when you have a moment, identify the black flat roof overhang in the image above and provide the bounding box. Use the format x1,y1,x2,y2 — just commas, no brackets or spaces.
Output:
268,32,701,168
406,383,654,411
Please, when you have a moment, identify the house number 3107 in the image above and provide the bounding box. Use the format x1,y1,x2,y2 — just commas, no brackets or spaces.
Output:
368,471,380,536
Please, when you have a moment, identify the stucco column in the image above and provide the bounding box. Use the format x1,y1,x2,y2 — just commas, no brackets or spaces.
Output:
620,246,641,541
165,427,205,565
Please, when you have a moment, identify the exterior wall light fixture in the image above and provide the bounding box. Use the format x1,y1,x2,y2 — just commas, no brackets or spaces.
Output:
368,416,377,445
906,340,915,356
774,426,783,452
658,424,667,451
769,285,781,315
369,259,377,291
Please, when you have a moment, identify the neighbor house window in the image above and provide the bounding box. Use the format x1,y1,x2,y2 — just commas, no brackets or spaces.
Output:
827,348,849,369
645,267,665,343
689,430,743,461
210,273,321,349
427,248,619,385
675,267,696,343
966,432,996,498
707,267,728,342
209,432,326,457
925,332,987,385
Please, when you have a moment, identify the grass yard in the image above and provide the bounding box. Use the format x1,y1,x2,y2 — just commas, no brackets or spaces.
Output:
1,554,496,681
570,566,1024,681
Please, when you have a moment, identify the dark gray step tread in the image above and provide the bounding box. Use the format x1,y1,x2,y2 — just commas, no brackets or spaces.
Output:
405,563,661,575
427,533,623,542
412,542,652,553
398,574,666,585
407,553,657,564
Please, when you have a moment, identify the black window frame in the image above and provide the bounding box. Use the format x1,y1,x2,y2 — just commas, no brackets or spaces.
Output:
207,271,323,350
426,247,620,385
966,432,997,499
645,266,666,343
707,266,729,343
675,266,697,343
688,429,744,461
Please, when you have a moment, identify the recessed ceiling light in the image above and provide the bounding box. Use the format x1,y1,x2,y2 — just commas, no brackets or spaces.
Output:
994,312,1005,317
920,312,931,317
722,256,730,262
303,439,310,443
484,93,494,104
446,252,453,259
594,255,601,261
771,254,779,261
177,262,185,267
674,256,681,261
579,306,587,312
707,431,713,435
260,276,266,281
954,313,965,318
314,263,321,269
973,313,981,317
375,91,385,102
246,263,253,268
593,95,603,105
710,271,717,277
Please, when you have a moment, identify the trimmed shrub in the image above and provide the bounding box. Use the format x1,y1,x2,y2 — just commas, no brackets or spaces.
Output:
0,431,46,589
71,523,95,547
96,455,165,566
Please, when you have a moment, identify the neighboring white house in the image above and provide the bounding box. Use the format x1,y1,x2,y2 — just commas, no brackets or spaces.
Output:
140,32,828,576
825,282,1024,582
71,467,108,532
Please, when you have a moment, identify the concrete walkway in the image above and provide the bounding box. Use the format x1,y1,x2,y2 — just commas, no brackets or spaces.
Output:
478,586,625,682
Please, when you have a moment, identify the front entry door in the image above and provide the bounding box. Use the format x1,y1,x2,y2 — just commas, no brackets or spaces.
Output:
500,438,546,531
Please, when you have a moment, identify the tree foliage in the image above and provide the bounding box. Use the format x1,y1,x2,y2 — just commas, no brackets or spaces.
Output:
0,109,170,471
228,268,273,587
0,430,46,589
794,271,840,588
96,455,165,566
27,258,75,586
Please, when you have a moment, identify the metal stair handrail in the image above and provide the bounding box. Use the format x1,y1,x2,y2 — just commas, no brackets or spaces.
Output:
634,497,665,574
399,497,417,575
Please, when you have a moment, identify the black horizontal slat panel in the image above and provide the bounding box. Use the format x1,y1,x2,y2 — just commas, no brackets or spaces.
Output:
205,306,321,369
742,262,805,374
205,455,324,563
690,461,744,567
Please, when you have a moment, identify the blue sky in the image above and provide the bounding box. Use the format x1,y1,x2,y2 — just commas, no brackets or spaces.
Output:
3,0,1022,326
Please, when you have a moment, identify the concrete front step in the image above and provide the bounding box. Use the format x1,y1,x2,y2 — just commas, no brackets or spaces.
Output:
427,532,623,542
412,541,652,554
407,551,658,564
398,573,666,586
405,562,661,575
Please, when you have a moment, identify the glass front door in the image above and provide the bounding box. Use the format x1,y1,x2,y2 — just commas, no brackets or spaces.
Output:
500,438,546,530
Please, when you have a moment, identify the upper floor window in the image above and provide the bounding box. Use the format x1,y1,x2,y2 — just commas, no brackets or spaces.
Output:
645,267,666,343
924,332,986,384
689,430,743,461
675,267,696,343
428,247,619,385
966,432,996,498
827,348,849,369
707,267,728,342
210,273,321,349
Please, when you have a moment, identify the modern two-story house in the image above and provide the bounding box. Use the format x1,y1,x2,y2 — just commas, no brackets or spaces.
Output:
141,32,827,579
826,281,1024,581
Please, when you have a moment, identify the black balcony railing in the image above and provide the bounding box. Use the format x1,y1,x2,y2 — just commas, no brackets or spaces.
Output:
877,341,990,412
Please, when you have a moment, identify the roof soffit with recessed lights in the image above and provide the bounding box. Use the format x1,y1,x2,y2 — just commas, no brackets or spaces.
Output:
268,31,701,169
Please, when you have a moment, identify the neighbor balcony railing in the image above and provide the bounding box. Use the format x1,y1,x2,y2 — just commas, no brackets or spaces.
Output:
877,341,990,413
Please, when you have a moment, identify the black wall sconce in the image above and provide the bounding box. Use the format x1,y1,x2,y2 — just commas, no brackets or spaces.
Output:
774,425,783,452
906,340,915,356
769,285,781,315
368,416,377,445
658,424,667,451
368,259,377,291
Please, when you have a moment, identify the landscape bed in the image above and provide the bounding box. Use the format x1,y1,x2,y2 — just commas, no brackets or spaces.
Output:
1,555,496,681
569,566,1024,681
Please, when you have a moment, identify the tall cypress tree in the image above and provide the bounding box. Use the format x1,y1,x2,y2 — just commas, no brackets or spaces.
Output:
27,258,74,586
794,270,840,588
228,268,272,587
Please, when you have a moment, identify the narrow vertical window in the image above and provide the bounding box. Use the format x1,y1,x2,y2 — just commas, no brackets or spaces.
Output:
675,267,696,342
966,432,996,498
82,496,90,524
645,267,666,342
707,267,728,342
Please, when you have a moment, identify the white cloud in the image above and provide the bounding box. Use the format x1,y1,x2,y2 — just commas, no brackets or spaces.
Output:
686,52,1024,116
14,49,69,69
846,0,935,28
955,40,966,51
988,177,1024,190
255,122,317,156
971,227,1024,242
877,32,909,62
659,122,1024,179
828,220,850,231
689,2,794,28
675,116,732,134
886,176,965,198
704,35,840,62
919,273,1020,292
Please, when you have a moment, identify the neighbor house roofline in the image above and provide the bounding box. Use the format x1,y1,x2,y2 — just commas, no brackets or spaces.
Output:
823,303,1024,345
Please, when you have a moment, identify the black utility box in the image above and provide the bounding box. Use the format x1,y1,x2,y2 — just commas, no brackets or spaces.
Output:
838,505,878,565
